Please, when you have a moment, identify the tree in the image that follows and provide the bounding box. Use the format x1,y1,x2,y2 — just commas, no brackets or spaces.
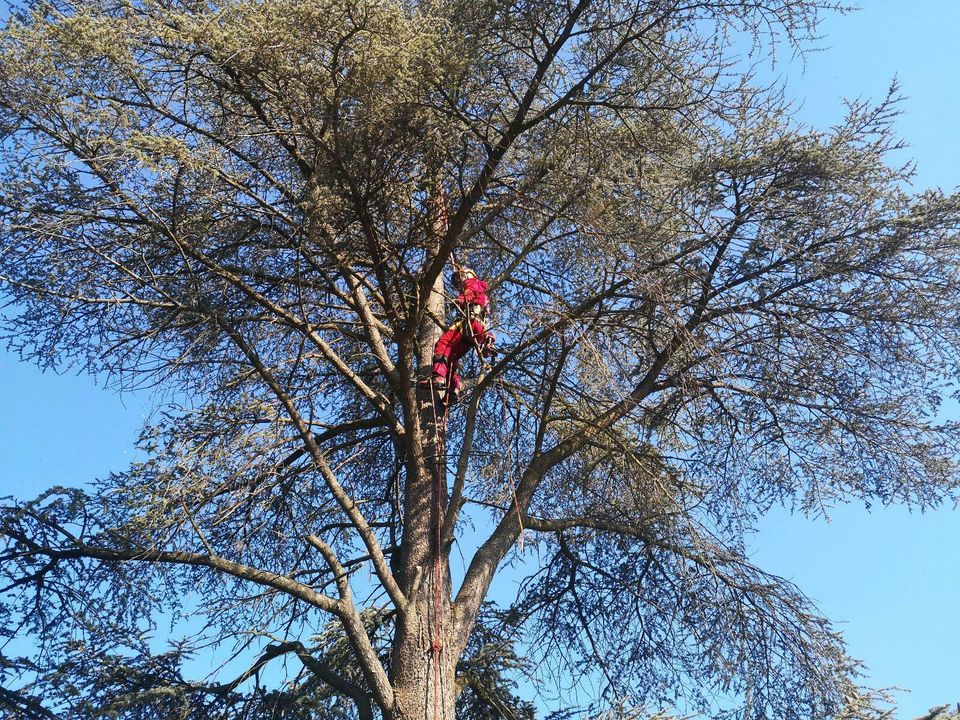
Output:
915,706,960,720
2,0,960,717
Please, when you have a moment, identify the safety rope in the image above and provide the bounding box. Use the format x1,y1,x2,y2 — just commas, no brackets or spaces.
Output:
428,375,449,720
429,177,449,720
426,180,522,718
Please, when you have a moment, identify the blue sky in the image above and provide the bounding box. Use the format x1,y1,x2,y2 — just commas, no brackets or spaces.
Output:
2,2,960,717
750,2,960,716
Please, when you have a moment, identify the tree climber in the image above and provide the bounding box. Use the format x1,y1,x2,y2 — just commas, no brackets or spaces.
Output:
430,264,498,405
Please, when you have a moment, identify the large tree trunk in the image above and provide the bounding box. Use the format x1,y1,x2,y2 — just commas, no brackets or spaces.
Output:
390,376,457,720
390,469,457,720
389,188,458,719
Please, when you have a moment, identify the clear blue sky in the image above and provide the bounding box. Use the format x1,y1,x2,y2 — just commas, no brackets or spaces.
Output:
2,2,959,717
751,3,960,717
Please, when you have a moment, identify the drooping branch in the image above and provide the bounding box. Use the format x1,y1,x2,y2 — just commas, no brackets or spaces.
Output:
214,313,406,614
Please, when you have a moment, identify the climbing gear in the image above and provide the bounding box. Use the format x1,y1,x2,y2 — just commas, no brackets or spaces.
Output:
464,302,486,321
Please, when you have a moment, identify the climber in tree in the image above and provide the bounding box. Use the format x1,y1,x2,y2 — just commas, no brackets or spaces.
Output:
431,264,498,404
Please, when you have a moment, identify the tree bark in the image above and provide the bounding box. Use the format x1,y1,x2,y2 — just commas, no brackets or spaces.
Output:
390,378,456,720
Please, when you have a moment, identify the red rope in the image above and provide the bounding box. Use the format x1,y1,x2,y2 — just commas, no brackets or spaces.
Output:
428,177,451,720
428,376,449,720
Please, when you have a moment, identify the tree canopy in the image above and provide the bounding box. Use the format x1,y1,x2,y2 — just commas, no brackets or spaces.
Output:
2,0,960,718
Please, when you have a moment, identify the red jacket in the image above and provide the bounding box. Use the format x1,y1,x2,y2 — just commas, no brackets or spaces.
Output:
456,277,489,312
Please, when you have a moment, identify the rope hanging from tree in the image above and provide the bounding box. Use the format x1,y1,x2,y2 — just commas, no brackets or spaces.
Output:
424,181,528,719
429,178,450,720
